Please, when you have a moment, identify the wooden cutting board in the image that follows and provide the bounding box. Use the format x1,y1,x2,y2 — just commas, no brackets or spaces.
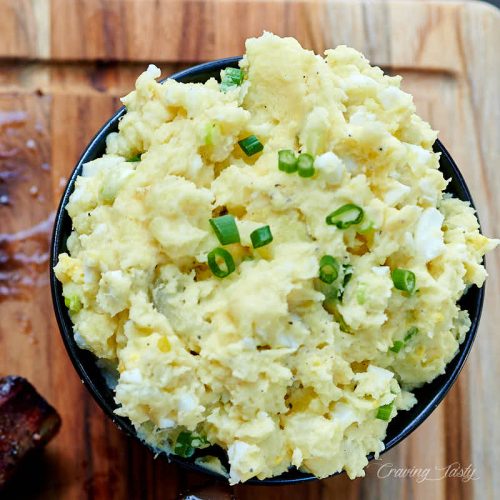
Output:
1,1,498,499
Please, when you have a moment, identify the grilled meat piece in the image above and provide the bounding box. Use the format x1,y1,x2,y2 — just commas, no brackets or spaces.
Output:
0,376,61,488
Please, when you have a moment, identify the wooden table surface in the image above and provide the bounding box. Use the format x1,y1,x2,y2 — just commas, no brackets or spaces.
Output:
0,1,499,499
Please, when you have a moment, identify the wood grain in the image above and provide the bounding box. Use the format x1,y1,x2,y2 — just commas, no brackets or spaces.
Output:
0,1,498,499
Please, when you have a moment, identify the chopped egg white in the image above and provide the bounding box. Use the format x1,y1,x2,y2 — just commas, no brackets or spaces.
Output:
414,207,446,262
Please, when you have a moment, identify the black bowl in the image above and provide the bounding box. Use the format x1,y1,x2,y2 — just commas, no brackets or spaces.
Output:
50,57,484,485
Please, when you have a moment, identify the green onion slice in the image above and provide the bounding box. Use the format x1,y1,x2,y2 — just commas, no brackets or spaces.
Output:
207,248,236,278
250,225,273,249
319,255,340,284
278,149,298,173
389,340,404,353
326,286,341,302
126,154,141,162
64,295,82,314
220,67,244,92
297,153,315,178
389,327,419,354
404,326,419,342
376,403,393,421
238,135,263,157
209,214,240,245
326,204,364,229
342,264,353,287
174,431,209,458
331,307,350,333
337,264,353,302
391,268,416,294
204,123,221,146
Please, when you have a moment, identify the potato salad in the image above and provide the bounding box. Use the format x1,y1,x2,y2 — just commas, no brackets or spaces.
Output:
54,33,498,483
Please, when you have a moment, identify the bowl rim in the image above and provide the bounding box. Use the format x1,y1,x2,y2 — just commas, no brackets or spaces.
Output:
50,57,485,485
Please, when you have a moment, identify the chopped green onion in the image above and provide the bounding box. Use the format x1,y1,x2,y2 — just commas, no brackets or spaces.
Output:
391,268,416,294
225,67,244,84
389,340,404,353
126,154,141,162
204,123,221,146
64,295,82,314
325,285,341,302
389,327,419,354
207,248,236,278
220,67,244,92
319,255,340,284
318,262,352,302
404,326,419,342
250,225,273,249
342,264,353,287
278,149,298,173
238,135,263,156
297,153,315,178
209,214,240,245
326,204,364,229
174,431,195,458
174,431,209,458
336,264,353,302
331,307,350,333
376,403,393,421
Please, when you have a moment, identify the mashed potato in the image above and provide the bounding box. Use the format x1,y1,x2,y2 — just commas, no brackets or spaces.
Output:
54,33,498,483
